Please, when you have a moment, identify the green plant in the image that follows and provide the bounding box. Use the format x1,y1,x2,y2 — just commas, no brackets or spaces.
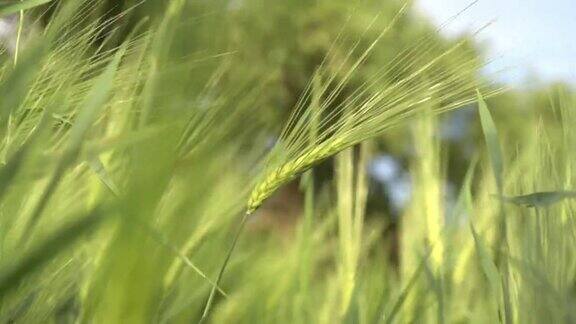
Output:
0,1,574,323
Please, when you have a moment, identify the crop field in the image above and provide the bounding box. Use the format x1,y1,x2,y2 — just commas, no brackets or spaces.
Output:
0,0,574,323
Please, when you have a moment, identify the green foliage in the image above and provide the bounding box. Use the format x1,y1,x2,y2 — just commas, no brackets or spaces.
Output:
0,0,574,323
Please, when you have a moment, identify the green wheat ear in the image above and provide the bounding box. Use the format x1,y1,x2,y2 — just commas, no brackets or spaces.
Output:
203,5,501,319
247,138,347,213
246,35,500,215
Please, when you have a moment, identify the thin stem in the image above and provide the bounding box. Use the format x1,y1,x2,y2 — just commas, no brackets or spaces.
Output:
297,169,314,322
14,5,24,66
199,212,249,323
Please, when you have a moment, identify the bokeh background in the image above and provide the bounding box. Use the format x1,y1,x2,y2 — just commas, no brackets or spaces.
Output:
0,0,575,323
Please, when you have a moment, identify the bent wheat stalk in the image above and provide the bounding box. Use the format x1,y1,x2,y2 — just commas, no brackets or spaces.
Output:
201,5,501,319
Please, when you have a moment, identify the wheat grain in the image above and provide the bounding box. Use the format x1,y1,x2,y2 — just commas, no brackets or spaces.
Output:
247,138,347,213
245,19,500,214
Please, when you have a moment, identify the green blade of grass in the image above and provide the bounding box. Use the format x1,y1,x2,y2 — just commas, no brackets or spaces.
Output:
477,90,513,323
0,113,47,202
200,213,249,323
477,90,503,194
496,191,576,208
87,156,227,297
450,154,478,222
13,4,23,66
21,43,128,238
0,44,46,126
135,221,228,297
0,0,54,17
470,224,504,318
0,208,105,298
381,248,432,324
421,247,445,324
87,157,120,197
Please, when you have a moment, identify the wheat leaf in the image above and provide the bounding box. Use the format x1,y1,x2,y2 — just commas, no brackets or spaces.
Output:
86,157,228,297
477,90,503,193
0,208,105,297
470,224,504,318
382,249,432,324
88,157,120,196
496,191,576,208
0,0,54,17
21,43,128,237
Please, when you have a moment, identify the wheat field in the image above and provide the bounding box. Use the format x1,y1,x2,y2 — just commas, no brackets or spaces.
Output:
0,1,574,323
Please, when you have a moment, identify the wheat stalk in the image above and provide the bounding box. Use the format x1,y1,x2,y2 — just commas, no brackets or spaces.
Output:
202,4,501,319
243,13,502,214
247,50,498,214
